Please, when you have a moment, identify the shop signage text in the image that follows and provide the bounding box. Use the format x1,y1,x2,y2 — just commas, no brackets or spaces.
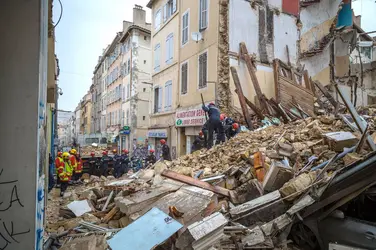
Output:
147,129,168,138
175,108,206,127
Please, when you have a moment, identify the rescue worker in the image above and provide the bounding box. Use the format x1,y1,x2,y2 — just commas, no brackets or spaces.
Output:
58,152,73,197
100,151,111,177
88,152,97,176
121,149,130,175
112,149,122,178
160,139,172,161
146,149,157,166
55,152,63,186
228,123,241,139
69,149,78,181
221,114,238,139
191,131,205,153
202,102,225,149
48,153,55,192
75,154,83,182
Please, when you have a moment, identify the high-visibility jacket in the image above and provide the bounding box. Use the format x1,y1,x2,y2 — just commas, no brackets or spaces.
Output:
75,158,83,173
58,161,73,182
55,157,64,174
69,155,77,172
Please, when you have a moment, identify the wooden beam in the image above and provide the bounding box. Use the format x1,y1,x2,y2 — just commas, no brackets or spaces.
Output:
273,60,280,103
314,80,338,109
268,98,289,123
235,89,265,120
239,42,267,111
230,66,254,129
161,170,230,197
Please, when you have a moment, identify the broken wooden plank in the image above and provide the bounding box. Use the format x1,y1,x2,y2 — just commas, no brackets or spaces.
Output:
286,195,315,216
241,226,265,246
102,206,119,223
314,80,338,108
229,190,281,218
335,83,376,151
261,214,292,236
235,89,265,120
240,42,268,111
161,170,230,197
102,191,114,212
273,60,280,103
268,98,289,123
356,123,369,153
230,66,254,129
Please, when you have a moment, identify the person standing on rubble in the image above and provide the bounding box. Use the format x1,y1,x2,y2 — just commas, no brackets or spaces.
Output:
100,151,111,177
88,152,97,176
112,149,122,178
75,153,83,183
58,152,73,197
55,151,63,187
160,139,172,161
202,102,226,149
191,131,205,153
69,149,78,181
121,149,130,175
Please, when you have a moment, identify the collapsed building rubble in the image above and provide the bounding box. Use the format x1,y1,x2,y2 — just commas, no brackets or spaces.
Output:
45,103,376,249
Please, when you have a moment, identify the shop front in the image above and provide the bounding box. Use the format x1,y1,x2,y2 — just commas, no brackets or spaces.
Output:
147,128,168,160
175,105,206,156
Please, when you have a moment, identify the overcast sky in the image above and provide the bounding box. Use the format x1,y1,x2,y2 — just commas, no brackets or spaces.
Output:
54,0,151,111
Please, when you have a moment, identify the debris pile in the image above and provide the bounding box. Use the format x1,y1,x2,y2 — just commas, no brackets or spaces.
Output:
80,145,108,157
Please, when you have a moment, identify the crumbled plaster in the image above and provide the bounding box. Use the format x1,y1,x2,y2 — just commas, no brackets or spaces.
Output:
217,0,231,115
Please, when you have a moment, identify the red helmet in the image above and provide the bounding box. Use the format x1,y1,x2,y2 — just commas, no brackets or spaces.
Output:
90,152,95,156
57,152,62,157
160,139,166,145
102,151,108,155
199,131,203,137
122,149,129,154
113,149,117,153
209,101,215,106
220,114,226,121
232,123,239,130
150,149,155,153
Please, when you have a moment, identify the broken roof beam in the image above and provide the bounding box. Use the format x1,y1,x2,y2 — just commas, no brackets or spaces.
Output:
161,170,230,197
230,66,254,129
314,80,338,109
239,42,268,112
235,89,265,120
335,84,376,151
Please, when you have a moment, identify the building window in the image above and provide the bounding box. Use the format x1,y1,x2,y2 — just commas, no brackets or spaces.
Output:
144,36,147,40
154,87,162,113
144,60,146,64
199,0,208,30
127,59,131,74
143,88,146,92
154,43,161,72
126,83,130,98
164,80,172,111
166,33,174,64
181,62,188,94
143,116,146,120
164,0,177,23
182,10,189,46
155,9,162,30
126,109,129,125
198,51,208,89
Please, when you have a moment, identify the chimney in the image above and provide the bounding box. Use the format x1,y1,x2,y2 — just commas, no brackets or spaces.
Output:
133,4,146,26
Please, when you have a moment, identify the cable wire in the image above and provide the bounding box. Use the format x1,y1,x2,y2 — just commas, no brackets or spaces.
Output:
54,0,63,28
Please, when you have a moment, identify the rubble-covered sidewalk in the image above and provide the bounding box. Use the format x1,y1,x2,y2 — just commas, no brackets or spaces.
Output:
45,104,376,250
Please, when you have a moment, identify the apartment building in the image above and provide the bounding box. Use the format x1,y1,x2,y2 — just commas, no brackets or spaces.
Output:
80,91,92,135
147,0,180,156
146,0,301,157
119,5,152,151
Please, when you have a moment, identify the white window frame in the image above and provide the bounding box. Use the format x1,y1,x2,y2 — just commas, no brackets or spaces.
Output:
154,43,161,72
199,0,209,31
180,60,189,95
154,9,162,31
166,33,174,64
198,50,208,90
181,9,190,47
164,80,172,111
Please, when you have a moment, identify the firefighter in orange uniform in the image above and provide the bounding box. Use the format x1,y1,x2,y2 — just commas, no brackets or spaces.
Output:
75,153,83,182
59,152,73,196
55,152,63,186
69,149,78,181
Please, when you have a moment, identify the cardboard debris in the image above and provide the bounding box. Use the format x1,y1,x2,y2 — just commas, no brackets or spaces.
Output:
67,200,92,217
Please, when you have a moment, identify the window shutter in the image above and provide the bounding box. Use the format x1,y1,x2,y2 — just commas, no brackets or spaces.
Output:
170,34,174,60
172,0,177,13
168,82,172,108
165,37,169,62
199,0,202,30
158,87,163,112
163,4,167,23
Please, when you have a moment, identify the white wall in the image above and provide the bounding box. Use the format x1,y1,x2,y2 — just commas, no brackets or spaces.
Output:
0,0,48,249
229,0,298,65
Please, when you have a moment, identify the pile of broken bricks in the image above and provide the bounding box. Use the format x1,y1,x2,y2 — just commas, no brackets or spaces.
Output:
45,108,376,249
